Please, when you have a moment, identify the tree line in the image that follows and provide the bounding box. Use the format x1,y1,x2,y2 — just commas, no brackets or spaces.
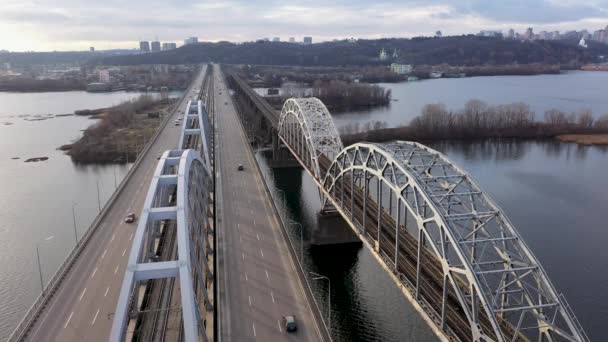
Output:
341,99,608,144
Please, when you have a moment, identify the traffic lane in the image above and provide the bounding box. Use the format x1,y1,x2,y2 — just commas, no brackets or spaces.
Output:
23,71,204,341
215,70,317,341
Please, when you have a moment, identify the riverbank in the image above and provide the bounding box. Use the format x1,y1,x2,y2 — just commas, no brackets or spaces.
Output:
556,134,608,145
60,96,175,163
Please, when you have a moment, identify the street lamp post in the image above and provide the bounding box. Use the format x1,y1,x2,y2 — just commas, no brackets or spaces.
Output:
96,179,101,212
71,203,79,246
310,272,331,331
288,219,304,264
36,236,54,294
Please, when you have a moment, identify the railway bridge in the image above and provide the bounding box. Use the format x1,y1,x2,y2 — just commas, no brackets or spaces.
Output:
275,97,588,342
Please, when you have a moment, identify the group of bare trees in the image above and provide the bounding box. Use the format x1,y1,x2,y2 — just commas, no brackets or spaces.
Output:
68,95,159,163
409,99,608,139
340,99,608,144
308,80,391,111
339,120,389,135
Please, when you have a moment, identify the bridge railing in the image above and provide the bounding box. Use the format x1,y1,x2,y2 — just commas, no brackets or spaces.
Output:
7,65,208,342
253,160,333,341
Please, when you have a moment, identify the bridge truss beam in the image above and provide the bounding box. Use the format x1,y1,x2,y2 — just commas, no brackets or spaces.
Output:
277,97,587,342
110,149,214,342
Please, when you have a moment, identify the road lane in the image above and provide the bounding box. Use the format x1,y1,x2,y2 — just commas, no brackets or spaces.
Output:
214,64,322,342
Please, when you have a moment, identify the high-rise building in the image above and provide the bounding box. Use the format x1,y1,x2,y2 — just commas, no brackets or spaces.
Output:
303,36,312,44
139,41,150,52
151,41,161,52
507,28,515,39
435,30,442,38
162,42,177,50
524,27,534,40
184,37,199,45
89,47,95,52
99,70,110,83
289,37,295,43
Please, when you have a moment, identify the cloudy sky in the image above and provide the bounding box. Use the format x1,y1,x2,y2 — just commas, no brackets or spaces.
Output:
1,0,608,51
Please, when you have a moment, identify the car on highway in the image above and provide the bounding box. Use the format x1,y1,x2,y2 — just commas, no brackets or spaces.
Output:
282,315,297,332
237,164,244,171
125,213,136,223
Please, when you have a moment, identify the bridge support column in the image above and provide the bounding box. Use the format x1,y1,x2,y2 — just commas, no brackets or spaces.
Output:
310,211,361,246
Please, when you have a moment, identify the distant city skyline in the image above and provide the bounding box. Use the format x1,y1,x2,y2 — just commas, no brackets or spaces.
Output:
1,0,608,51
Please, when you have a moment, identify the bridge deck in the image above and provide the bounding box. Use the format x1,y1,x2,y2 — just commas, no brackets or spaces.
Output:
215,65,324,341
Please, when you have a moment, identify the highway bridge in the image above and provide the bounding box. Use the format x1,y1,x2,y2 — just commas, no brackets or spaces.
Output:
7,65,588,342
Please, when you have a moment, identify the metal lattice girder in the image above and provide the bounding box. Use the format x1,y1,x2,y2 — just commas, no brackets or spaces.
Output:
278,98,344,181
110,149,213,342
320,142,586,342
179,100,212,172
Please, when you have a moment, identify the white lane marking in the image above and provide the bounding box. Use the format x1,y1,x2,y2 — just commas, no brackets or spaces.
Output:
129,233,133,241
253,219,256,226
122,248,127,256
79,288,87,301
101,249,107,259
278,320,283,332
260,249,264,258
63,312,74,329
110,233,116,242
237,223,240,230
245,273,248,282
104,286,110,297
242,252,245,261
91,267,98,278
114,265,119,274
91,309,100,325
252,323,256,337
248,295,252,307
271,291,275,303
265,270,269,280
256,233,260,241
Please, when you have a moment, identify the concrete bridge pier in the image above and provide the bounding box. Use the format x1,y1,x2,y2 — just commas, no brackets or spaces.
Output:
310,211,361,246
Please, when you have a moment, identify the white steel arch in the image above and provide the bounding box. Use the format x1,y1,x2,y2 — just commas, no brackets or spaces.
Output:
110,149,213,342
320,142,587,342
278,97,343,181
179,100,212,172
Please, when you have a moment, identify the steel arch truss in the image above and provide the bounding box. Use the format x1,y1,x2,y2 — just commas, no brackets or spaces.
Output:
321,142,586,342
179,100,212,171
278,97,344,181
110,149,214,342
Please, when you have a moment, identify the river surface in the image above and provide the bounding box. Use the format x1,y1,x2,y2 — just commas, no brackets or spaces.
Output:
333,70,608,128
0,90,175,340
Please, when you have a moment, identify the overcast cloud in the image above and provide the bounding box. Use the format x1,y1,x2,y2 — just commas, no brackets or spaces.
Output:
1,0,607,51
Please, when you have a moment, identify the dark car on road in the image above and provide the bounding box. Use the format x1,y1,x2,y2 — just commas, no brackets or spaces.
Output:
282,315,297,332
125,213,136,223
237,164,244,171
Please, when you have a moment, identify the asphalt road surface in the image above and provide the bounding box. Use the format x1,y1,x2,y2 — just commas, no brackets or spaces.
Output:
22,66,207,342
214,64,322,342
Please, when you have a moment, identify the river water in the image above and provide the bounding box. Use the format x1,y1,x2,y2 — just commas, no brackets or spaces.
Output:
0,90,172,340
256,71,608,341
333,70,608,128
